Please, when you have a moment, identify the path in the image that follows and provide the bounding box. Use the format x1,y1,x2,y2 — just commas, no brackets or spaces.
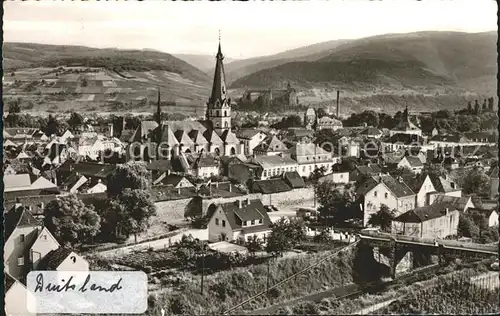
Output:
97,228,208,258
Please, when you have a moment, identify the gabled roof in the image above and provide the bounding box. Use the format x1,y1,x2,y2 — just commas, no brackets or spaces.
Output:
254,135,287,153
130,121,159,142
155,124,180,147
432,195,474,211
395,203,457,223
318,116,342,126
212,199,272,233
220,129,240,144
236,128,265,140
360,127,382,136
161,174,193,188
283,171,305,188
38,247,73,270
204,129,224,145
401,156,424,168
4,174,32,189
192,154,219,169
387,133,424,145
489,166,498,179
3,139,17,147
428,174,460,193
251,178,291,194
5,273,17,292
189,130,208,145
290,143,330,157
175,130,195,146
357,175,415,198
429,134,471,143
5,207,42,240
59,161,116,179
251,155,297,168
355,164,382,175
401,174,429,192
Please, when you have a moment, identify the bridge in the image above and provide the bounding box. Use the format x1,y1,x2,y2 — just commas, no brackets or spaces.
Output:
359,231,498,278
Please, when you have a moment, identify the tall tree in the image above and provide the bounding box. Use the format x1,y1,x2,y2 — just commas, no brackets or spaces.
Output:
367,204,395,232
462,167,491,197
265,217,306,257
67,112,84,130
315,181,356,225
44,195,101,247
107,161,151,196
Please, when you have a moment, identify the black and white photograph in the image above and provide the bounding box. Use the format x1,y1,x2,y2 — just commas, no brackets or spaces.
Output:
2,0,499,315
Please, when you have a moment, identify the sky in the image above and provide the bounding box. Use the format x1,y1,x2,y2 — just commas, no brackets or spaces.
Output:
4,0,497,59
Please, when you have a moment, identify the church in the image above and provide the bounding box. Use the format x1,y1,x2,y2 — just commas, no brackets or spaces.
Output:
126,39,242,163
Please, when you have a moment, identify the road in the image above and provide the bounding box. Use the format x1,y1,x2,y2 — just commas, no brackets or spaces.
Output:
97,228,208,257
247,283,359,315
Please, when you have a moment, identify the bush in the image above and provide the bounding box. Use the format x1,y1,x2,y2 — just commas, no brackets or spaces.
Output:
143,266,153,274
293,301,320,315
268,286,282,299
275,306,294,315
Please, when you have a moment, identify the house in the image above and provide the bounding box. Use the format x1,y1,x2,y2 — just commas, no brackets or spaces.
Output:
236,128,267,155
86,181,107,194
357,175,416,227
250,155,299,180
253,135,288,156
207,198,272,242
57,161,116,187
75,136,105,160
467,208,499,227
4,174,59,200
392,203,460,239
397,156,424,174
428,174,462,198
154,174,194,189
4,207,61,281
402,174,436,208
316,116,343,131
38,247,89,272
190,154,220,178
318,170,350,184
428,134,472,149
13,194,59,215
290,142,339,178
5,273,36,316
389,107,422,137
463,132,497,146
382,133,426,152
282,171,306,189
350,164,383,183
251,178,292,195
430,195,476,213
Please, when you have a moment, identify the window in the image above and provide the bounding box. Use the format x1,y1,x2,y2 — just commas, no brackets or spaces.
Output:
251,220,255,225
222,220,226,227
17,256,24,266
224,111,227,117
263,170,267,177
259,219,263,224
400,201,403,207
243,221,247,226
216,110,220,116
374,191,377,197
215,218,219,225
340,174,343,178
385,193,388,199
303,166,306,172
20,234,25,242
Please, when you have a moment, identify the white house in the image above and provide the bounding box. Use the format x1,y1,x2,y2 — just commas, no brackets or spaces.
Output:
402,174,437,208
290,142,339,178
251,155,299,180
237,129,267,155
5,274,36,316
397,156,424,174
207,198,272,243
318,171,350,184
357,175,416,227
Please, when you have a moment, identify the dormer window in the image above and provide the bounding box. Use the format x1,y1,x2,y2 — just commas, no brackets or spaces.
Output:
243,221,247,226
20,234,25,242
251,220,255,225
17,256,24,266
259,219,263,224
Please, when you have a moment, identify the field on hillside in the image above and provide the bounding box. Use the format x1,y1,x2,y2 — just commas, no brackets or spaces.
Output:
3,66,210,115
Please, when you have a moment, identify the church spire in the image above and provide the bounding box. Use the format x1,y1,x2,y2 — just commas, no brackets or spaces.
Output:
209,31,228,107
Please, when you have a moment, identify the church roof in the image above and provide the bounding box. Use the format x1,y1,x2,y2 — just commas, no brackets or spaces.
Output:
220,129,240,144
204,129,224,145
189,130,209,145
175,130,195,146
208,41,230,108
157,124,179,147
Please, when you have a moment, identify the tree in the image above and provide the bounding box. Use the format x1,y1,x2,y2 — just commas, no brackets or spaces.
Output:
270,115,302,129
308,166,327,184
458,214,480,240
462,168,491,197
43,115,67,136
315,181,356,225
107,161,151,197
8,100,21,113
245,235,263,255
44,195,101,247
102,189,157,242
316,108,328,119
67,112,84,129
367,204,395,232
265,217,306,257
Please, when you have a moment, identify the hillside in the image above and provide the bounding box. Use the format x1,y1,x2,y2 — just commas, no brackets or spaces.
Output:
174,53,238,73
229,31,497,111
3,43,213,115
220,39,352,84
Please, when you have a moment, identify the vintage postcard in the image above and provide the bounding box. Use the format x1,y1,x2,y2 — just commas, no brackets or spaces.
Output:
3,1,499,315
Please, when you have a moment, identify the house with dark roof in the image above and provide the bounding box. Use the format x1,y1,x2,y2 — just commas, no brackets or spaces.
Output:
253,135,288,156
4,207,61,281
392,203,460,239
350,163,383,182
402,174,436,208
283,171,306,189
38,247,89,272
359,127,382,139
207,198,272,242
236,128,267,155
251,178,292,195
430,194,476,213
357,175,416,227
397,156,424,174
57,160,116,187
4,173,60,201
428,174,462,198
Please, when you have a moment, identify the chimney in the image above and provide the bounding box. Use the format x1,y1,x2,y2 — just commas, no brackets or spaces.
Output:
445,208,449,216
336,90,340,118
247,197,250,206
108,123,114,138
229,183,232,192
177,187,181,195
238,199,243,209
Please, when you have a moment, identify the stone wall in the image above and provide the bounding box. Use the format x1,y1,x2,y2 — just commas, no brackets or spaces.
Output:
260,187,315,207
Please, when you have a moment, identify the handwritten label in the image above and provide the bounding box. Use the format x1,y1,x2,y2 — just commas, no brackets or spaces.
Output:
26,271,147,314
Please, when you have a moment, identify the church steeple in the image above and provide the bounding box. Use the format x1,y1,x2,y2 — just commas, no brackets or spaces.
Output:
207,32,231,135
